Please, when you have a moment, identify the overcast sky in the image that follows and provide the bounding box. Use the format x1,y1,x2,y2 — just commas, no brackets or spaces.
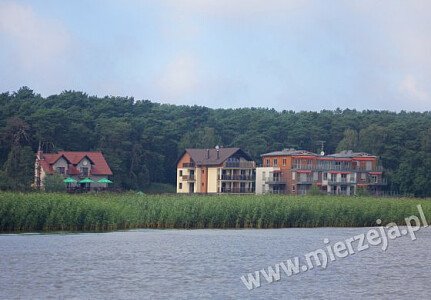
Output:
1,0,430,111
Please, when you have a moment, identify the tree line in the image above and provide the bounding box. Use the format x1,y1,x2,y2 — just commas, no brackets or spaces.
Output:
1,87,430,196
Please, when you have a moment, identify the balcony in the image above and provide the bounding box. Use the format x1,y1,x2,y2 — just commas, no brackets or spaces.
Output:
328,178,356,185
357,165,384,172
220,174,255,181
366,178,387,185
293,164,384,172
182,175,195,181
268,189,289,194
292,165,314,170
297,179,313,185
182,162,195,168
265,177,288,185
223,161,256,169
220,187,255,194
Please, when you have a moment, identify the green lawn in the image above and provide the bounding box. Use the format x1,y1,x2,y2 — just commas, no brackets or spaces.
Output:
0,192,429,232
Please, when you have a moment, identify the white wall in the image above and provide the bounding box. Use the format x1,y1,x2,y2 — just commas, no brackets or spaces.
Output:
255,167,279,194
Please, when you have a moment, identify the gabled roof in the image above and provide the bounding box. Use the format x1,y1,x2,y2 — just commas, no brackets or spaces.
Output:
39,151,113,175
182,147,253,166
261,148,318,157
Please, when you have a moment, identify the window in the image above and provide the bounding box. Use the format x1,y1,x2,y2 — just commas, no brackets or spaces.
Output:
292,172,296,180
81,167,88,176
202,169,205,174
179,182,182,189
341,174,347,182
323,173,328,180
56,167,65,174
282,158,286,166
292,185,296,192
202,183,204,186
274,159,278,166
179,170,183,176
331,173,337,181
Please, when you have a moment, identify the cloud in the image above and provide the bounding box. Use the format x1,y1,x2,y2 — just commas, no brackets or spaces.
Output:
163,0,308,21
155,55,200,101
399,75,428,103
0,1,71,72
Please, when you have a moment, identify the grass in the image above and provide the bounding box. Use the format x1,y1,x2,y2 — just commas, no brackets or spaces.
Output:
0,192,430,232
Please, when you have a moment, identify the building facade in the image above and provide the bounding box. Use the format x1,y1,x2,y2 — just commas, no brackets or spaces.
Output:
34,150,113,190
256,149,386,196
176,147,256,194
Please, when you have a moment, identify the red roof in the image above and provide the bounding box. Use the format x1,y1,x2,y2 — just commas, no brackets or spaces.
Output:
39,151,113,176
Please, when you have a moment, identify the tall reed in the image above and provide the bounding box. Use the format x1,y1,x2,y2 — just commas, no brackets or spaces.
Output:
0,192,429,232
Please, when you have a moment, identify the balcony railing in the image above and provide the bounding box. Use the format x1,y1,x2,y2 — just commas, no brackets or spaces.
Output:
224,161,256,168
328,178,355,185
269,190,289,194
297,178,313,184
265,177,288,184
182,175,195,181
293,165,384,172
293,165,314,170
220,187,255,193
182,162,195,168
220,175,255,181
364,178,387,185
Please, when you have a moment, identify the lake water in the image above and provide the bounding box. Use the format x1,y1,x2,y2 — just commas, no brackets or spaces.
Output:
0,228,430,299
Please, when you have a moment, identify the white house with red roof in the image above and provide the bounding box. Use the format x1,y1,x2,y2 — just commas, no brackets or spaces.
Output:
34,149,113,190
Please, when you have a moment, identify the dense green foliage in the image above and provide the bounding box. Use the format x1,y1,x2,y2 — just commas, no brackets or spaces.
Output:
1,87,431,195
44,174,67,193
0,193,430,232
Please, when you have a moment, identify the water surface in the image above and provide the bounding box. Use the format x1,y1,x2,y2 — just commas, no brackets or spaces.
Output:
1,228,430,299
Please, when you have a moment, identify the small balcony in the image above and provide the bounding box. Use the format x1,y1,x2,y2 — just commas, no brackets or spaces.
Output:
220,187,255,194
220,174,255,181
182,175,195,181
357,165,384,172
366,178,387,185
182,162,195,168
223,161,256,169
297,178,313,185
328,178,356,185
292,165,314,170
265,177,288,185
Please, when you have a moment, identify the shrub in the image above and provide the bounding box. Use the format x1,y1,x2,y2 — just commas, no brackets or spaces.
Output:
44,174,66,192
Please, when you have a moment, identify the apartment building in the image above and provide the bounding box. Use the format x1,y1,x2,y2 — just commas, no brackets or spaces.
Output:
256,149,386,196
176,147,256,194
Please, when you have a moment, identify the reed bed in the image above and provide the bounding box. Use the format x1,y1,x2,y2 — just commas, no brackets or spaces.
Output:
0,192,430,232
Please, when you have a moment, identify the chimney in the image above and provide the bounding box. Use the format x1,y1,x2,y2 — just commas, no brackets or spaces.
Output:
37,141,43,160
215,145,220,159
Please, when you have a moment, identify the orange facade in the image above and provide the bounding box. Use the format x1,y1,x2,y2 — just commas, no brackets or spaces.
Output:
260,150,385,195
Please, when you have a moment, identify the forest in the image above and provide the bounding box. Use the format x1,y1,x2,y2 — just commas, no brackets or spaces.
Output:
0,86,430,196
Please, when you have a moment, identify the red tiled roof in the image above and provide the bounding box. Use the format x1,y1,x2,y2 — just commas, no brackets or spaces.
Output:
40,151,113,175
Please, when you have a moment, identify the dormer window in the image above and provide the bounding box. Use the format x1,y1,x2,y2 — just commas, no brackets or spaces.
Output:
56,167,65,174
82,167,89,176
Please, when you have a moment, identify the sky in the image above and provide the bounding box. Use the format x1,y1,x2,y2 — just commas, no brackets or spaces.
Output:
0,0,430,111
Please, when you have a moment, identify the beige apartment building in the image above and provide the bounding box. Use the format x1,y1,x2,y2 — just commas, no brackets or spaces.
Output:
176,147,256,194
